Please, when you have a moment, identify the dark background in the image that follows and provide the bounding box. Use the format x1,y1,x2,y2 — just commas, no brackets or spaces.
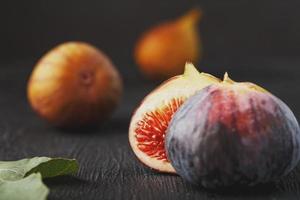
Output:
2,0,300,68
1,0,300,199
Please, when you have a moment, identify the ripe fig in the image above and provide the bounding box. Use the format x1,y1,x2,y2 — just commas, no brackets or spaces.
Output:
135,9,202,79
28,42,123,128
129,63,220,173
166,74,300,188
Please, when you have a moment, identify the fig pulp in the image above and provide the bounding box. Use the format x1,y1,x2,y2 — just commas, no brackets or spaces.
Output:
135,9,202,79
166,74,300,188
129,63,220,173
28,42,123,128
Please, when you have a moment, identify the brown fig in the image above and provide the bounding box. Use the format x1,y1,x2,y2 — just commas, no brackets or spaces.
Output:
135,9,202,79
27,42,123,128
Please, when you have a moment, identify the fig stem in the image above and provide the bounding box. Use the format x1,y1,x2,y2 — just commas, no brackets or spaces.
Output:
183,62,201,78
179,8,202,25
223,72,235,84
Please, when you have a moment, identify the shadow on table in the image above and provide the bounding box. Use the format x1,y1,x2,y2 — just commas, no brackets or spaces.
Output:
48,116,130,136
131,164,300,199
199,182,276,196
44,176,87,187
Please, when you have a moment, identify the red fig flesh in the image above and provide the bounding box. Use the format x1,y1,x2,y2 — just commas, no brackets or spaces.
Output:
129,63,220,173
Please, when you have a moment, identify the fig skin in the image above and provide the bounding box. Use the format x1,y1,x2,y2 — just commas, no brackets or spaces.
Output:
27,42,123,128
166,75,300,188
135,9,202,79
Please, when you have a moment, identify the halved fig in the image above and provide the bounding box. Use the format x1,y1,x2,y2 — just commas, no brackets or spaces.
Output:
129,63,220,173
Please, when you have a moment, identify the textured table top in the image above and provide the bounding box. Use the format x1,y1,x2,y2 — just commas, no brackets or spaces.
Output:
0,59,300,200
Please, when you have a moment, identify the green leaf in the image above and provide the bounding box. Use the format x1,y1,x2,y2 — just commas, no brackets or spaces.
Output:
0,173,49,200
0,157,79,200
25,158,79,178
0,157,79,182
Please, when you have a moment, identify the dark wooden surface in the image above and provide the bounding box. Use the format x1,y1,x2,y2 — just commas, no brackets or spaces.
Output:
0,58,299,200
2,0,300,199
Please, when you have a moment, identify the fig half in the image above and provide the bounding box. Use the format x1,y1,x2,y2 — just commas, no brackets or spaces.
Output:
129,63,220,173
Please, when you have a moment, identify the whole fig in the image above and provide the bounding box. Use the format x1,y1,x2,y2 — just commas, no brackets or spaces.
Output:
28,42,122,128
166,74,300,188
135,9,202,79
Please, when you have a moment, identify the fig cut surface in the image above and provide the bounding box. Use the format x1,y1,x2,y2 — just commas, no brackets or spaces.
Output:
129,63,220,173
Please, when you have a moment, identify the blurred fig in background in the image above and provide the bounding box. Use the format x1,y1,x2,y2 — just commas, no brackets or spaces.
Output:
27,42,123,128
134,8,202,79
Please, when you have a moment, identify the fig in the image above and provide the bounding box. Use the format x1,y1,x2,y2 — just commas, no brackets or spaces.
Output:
166,74,300,188
135,9,202,79
129,63,220,173
27,42,123,128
